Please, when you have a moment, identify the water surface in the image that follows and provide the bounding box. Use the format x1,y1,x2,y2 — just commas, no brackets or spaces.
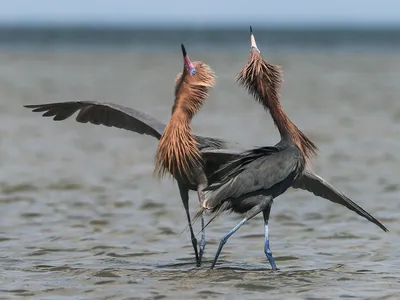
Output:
0,37,399,299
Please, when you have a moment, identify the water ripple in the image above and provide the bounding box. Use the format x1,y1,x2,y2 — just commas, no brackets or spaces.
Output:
0,51,399,299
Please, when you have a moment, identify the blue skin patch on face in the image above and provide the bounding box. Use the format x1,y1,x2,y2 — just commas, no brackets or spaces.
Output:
190,68,196,75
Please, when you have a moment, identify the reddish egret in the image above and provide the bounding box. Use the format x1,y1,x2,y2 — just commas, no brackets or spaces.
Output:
24,44,241,267
197,27,388,270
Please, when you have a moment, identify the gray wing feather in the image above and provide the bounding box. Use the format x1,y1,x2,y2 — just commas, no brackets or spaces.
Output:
201,147,244,161
292,171,388,232
203,147,300,209
200,148,244,183
24,101,233,150
25,101,165,139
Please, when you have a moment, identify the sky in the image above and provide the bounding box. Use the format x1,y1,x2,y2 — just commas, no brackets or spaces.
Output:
1,0,400,26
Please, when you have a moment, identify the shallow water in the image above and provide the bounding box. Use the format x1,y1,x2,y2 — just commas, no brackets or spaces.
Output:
0,49,400,299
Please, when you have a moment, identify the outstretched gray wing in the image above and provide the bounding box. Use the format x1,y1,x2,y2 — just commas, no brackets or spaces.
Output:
24,101,235,150
25,101,166,139
292,170,388,232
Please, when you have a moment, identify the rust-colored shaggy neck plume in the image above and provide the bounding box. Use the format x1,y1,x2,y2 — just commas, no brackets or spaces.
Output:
237,47,318,161
154,61,215,183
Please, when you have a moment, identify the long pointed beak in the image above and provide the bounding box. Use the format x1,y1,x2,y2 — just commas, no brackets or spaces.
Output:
181,43,187,57
181,43,196,75
249,26,260,52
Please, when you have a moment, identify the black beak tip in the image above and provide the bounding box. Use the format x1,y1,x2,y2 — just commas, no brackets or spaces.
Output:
181,44,187,57
250,26,253,34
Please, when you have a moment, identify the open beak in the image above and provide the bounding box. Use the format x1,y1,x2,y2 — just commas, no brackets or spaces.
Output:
250,26,260,52
181,44,196,75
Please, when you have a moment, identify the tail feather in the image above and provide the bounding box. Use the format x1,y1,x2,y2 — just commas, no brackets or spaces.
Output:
193,201,232,236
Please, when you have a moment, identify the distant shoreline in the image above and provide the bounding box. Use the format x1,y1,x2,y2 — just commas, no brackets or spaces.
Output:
0,25,399,53
1,21,400,30
1,23,400,30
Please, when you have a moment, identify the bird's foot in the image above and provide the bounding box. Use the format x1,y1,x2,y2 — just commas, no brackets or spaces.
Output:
264,239,278,270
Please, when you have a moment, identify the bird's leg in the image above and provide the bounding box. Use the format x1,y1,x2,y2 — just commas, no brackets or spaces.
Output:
263,203,278,270
210,217,248,269
196,173,208,264
210,197,271,269
178,183,200,267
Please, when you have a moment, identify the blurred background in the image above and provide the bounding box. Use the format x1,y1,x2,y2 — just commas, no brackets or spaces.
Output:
1,1,400,299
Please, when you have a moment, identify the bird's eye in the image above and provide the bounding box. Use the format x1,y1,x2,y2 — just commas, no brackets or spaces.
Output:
190,68,196,75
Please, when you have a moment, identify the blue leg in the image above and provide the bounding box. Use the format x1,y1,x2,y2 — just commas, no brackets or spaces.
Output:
263,206,278,270
199,214,206,262
210,218,248,269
